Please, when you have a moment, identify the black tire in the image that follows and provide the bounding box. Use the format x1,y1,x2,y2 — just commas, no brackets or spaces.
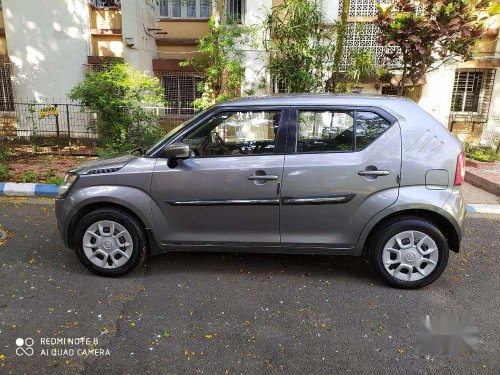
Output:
73,208,148,276
369,217,449,289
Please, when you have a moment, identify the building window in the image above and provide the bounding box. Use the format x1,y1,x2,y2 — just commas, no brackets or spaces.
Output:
162,72,204,116
226,0,244,22
451,71,484,113
0,62,15,112
91,0,121,8
159,0,212,18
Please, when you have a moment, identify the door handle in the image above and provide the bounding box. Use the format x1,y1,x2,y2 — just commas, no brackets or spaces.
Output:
358,170,390,176
248,175,279,181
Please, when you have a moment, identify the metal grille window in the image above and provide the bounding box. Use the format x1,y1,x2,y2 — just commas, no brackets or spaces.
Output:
451,71,484,113
159,0,212,18
91,0,121,8
161,72,204,116
0,62,15,112
226,0,244,22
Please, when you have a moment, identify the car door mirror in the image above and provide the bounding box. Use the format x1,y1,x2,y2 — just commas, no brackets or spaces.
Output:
164,143,190,160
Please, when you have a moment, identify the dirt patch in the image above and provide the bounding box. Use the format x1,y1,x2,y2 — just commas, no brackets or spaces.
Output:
2,155,97,183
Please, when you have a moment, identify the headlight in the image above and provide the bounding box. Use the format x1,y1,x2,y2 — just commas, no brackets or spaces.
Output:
57,173,79,198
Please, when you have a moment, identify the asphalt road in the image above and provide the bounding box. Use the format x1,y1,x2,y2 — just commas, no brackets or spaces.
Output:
0,197,499,374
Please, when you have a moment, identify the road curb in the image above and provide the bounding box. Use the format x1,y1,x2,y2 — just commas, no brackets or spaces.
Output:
0,182,59,198
466,203,500,215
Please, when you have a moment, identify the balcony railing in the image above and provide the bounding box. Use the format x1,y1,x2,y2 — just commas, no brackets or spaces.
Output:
90,0,121,9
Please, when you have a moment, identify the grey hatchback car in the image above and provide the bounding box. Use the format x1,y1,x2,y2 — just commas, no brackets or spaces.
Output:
55,94,466,288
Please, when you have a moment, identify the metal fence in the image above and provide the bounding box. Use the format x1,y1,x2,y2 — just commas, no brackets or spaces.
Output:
449,115,500,153
0,102,100,155
0,102,194,155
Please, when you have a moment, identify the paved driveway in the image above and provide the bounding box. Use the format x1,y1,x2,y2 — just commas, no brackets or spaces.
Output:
0,197,499,374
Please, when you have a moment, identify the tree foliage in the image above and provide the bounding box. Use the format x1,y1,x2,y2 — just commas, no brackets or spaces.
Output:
181,5,254,110
69,63,165,153
262,0,336,93
376,0,500,95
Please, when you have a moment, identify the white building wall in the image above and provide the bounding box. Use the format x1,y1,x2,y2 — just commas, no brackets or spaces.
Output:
3,0,90,102
418,64,456,126
122,0,158,74
242,0,272,95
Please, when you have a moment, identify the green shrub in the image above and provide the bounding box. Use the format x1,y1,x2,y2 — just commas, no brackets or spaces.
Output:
69,63,166,154
0,163,9,181
46,176,64,185
467,148,499,163
21,170,38,183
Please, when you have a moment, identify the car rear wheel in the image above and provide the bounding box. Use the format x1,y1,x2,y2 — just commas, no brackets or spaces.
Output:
73,208,147,276
369,218,449,289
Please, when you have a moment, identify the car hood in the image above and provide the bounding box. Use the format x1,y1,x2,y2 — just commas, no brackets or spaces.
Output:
70,153,137,175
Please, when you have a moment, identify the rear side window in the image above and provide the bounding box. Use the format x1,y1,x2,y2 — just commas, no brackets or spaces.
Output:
297,111,354,152
355,111,391,150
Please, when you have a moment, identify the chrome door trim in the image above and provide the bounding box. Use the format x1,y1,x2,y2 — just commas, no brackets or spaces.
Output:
166,198,280,206
281,194,355,205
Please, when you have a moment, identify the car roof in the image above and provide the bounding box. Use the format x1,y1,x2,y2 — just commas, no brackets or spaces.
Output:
215,93,412,108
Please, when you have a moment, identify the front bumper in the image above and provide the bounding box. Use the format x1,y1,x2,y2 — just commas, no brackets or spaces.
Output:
55,197,75,248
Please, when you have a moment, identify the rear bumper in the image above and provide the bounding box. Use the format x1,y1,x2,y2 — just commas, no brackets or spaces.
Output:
442,186,466,243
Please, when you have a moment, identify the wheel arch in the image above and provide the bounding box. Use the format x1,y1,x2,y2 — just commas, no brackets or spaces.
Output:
361,208,461,254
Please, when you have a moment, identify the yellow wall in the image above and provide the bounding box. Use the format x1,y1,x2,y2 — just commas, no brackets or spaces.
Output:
0,37,7,55
90,9,122,30
91,37,124,57
0,10,4,28
157,20,209,40
157,45,200,60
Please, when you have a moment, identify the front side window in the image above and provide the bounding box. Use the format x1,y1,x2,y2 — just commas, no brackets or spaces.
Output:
297,111,354,152
355,111,391,150
180,111,281,157
159,0,212,18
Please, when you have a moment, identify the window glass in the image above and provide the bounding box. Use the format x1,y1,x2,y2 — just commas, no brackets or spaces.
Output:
172,0,181,17
200,0,211,17
297,111,354,152
187,0,196,17
159,0,168,16
355,112,391,150
181,111,281,157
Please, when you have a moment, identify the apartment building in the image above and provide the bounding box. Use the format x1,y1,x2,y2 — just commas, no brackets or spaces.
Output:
0,0,498,147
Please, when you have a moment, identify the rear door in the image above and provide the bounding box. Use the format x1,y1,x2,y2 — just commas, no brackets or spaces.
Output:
280,107,401,248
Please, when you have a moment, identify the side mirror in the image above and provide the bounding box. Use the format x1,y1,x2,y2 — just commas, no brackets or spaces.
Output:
164,143,190,160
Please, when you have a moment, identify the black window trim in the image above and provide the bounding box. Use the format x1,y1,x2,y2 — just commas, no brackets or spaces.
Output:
150,106,291,158
287,105,397,155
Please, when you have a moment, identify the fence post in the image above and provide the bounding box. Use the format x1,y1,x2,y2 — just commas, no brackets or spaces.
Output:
66,104,72,155
54,104,60,153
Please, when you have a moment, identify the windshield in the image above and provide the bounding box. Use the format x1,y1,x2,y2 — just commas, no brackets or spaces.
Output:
146,108,209,155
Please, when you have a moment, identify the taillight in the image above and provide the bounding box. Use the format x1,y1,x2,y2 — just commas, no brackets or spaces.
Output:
454,152,465,186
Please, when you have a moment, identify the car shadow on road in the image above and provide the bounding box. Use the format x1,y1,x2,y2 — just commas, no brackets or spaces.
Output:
137,250,377,284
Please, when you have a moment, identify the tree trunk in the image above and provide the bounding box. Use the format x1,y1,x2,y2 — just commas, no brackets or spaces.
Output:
329,0,350,92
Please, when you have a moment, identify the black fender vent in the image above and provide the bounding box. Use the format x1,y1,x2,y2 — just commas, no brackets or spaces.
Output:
86,167,121,175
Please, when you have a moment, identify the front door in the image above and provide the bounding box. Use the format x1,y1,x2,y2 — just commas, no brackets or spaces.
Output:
150,108,287,245
280,107,402,248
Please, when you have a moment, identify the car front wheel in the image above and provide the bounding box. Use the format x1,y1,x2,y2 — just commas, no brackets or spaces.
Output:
369,218,449,289
73,208,147,276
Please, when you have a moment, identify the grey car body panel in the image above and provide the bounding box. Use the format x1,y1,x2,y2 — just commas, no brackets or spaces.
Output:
280,122,402,247
55,94,465,256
